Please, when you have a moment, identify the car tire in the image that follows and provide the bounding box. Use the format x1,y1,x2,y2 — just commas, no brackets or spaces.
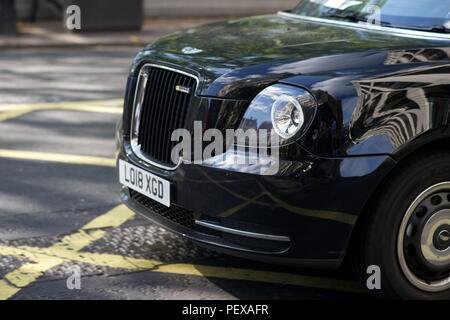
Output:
352,150,450,299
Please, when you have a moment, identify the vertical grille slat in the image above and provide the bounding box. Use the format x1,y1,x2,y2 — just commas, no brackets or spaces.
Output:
161,72,181,164
153,69,169,159
142,68,158,153
134,65,197,168
157,71,176,163
143,68,159,153
149,68,167,157
168,73,185,163
164,77,186,162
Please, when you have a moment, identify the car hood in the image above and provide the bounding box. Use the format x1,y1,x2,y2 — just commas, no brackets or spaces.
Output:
139,13,448,99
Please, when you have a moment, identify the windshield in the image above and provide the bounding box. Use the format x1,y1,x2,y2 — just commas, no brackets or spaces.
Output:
292,0,450,33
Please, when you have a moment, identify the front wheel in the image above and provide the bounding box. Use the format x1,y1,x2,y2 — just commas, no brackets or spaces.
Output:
353,151,450,299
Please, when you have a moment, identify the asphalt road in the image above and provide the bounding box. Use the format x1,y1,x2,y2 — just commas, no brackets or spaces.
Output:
0,47,368,300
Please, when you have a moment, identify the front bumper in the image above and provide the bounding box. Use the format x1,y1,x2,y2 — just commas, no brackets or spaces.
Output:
118,136,395,268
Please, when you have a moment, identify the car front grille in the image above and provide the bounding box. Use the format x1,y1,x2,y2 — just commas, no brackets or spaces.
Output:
129,190,195,229
133,65,197,168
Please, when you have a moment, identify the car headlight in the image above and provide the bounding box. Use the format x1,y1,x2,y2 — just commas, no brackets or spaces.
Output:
238,84,316,145
271,94,304,139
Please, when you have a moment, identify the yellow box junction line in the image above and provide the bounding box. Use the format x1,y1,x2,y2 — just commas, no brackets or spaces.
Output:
0,99,123,122
0,149,116,167
0,205,364,300
0,205,135,300
0,100,122,167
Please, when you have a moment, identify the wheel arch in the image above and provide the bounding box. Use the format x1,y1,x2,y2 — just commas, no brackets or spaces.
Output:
347,134,450,258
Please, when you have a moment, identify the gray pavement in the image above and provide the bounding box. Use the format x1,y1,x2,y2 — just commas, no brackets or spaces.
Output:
0,47,137,104
0,47,368,300
1,18,221,49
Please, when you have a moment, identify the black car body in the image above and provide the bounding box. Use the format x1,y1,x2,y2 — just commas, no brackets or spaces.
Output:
117,1,450,298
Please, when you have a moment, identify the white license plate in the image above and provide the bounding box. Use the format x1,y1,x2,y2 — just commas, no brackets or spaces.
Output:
119,159,170,207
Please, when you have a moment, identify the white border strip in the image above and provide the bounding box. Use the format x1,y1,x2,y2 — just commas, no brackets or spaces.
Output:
278,11,450,41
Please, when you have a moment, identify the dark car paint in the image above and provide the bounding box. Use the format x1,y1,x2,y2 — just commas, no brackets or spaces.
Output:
118,14,450,266
131,14,450,159
120,137,396,266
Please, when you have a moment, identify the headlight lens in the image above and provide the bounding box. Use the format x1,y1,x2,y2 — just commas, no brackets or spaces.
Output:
271,94,304,139
238,84,316,145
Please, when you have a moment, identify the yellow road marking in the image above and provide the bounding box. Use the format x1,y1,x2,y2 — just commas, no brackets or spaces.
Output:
58,105,122,114
0,245,159,271
0,205,135,300
0,205,363,297
0,99,123,122
156,263,364,293
1,255,63,290
82,205,136,230
0,99,123,112
0,205,364,299
0,149,115,167
0,231,107,299
0,280,20,300
0,244,364,295
0,109,35,122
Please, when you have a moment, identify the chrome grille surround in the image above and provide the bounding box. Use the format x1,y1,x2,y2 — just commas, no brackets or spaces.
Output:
130,64,199,170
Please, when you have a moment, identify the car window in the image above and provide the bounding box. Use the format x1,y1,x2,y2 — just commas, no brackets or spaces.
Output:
292,0,450,33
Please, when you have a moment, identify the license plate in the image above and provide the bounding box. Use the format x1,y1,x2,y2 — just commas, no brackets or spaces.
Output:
119,159,170,207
